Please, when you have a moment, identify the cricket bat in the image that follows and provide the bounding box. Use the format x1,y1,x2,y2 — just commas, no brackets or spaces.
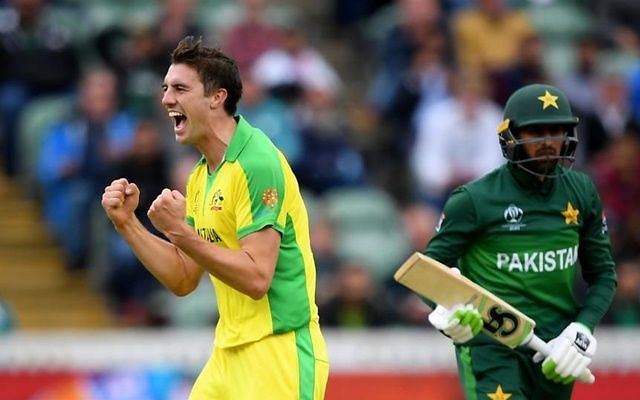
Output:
394,252,595,384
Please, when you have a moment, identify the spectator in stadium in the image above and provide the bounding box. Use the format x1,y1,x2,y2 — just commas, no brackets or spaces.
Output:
101,36,329,399
38,67,136,271
221,0,281,76
410,70,503,208
0,0,80,176
237,75,302,167
366,0,449,125
557,35,603,117
319,261,394,328
330,0,392,34
92,0,201,117
150,0,202,75
452,0,535,75
364,0,451,201
294,85,367,194
251,19,341,103
574,72,632,169
489,33,548,107
591,129,640,260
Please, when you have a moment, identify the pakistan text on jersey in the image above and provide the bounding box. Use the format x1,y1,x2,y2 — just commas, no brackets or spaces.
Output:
197,227,222,243
496,245,578,272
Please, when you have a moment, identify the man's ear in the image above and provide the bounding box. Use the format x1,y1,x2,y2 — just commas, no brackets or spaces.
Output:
210,88,228,109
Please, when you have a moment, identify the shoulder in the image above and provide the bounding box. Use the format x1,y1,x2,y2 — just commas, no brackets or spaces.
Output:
443,166,507,209
561,168,597,190
461,165,507,193
234,123,284,176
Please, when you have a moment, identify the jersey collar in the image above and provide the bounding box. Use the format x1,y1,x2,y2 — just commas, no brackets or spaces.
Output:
224,115,254,162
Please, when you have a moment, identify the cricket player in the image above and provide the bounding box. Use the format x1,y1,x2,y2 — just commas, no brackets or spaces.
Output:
101,36,329,399
422,84,617,399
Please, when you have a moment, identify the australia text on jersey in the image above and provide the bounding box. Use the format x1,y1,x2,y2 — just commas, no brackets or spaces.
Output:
197,227,222,243
496,245,578,272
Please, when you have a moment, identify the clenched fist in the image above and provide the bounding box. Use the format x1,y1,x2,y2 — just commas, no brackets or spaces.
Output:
102,178,140,228
148,188,187,237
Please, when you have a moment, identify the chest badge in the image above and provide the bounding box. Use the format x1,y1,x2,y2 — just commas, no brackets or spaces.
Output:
210,189,224,211
561,202,579,224
502,204,525,231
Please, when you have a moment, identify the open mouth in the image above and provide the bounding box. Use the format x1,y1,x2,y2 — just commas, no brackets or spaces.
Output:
169,111,187,131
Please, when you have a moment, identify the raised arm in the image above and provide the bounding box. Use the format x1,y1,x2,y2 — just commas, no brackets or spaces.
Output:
146,188,281,300
102,179,204,296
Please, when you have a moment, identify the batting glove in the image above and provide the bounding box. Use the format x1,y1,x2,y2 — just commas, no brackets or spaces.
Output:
533,322,597,384
428,303,483,344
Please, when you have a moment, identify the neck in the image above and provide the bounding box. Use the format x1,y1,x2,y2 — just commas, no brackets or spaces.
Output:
508,163,555,194
196,115,237,173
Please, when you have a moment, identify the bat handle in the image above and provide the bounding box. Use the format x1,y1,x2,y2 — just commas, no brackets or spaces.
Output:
525,333,595,384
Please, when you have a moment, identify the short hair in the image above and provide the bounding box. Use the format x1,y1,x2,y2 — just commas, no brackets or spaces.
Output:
171,36,243,115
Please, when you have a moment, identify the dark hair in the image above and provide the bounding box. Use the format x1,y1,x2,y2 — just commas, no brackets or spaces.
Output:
171,36,243,115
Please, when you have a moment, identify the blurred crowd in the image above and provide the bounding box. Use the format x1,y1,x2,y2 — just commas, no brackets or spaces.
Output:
1,0,640,328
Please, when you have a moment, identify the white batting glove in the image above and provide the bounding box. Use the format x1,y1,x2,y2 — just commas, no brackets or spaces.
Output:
533,322,597,384
428,303,483,344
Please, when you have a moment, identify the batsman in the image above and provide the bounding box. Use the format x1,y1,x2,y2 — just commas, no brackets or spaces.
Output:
422,84,617,399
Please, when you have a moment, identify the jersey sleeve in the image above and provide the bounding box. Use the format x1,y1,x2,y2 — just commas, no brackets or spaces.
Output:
425,186,478,269
576,177,617,330
235,156,286,239
420,186,478,308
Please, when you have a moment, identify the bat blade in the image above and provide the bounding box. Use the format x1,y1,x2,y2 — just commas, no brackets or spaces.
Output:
394,252,535,349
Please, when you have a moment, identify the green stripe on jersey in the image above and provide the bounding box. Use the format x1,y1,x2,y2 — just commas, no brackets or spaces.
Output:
457,346,477,400
236,133,285,238
296,326,315,400
269,215,311,332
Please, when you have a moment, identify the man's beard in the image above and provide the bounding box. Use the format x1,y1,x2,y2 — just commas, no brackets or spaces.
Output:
528,147,560,175
529,158,559,175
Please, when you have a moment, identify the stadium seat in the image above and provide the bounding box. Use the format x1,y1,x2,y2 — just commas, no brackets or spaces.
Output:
527,2,593,43
85,1,160,35
324,185,400,231
324,186,411,282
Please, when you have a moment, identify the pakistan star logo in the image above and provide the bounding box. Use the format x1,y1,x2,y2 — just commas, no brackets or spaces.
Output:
487,385,511,400
561,202,579,224
537,90,559,110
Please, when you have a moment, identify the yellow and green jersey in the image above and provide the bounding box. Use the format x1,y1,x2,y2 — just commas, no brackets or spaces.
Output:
426,163,617,341
185,116,319,348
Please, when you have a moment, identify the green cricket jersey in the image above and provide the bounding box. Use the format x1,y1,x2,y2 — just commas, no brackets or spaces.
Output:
425,163,617,341
185,116,320,348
